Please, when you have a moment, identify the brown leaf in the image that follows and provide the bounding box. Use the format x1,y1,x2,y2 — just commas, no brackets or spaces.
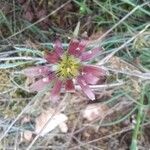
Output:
23,11,34,22
36,9,47,18
23,130,32,142
82,103,109,121
109,56,139,72
59,123,68,133
21,116,31,124
35,108,68,136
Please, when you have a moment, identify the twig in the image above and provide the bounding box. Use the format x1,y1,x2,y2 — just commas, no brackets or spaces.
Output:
75,81,124,91
0,56,44,62
104,67,150,80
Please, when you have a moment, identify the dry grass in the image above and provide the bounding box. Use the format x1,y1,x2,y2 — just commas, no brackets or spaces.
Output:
0,0,150,149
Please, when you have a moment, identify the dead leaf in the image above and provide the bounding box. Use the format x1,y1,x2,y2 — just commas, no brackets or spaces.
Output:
24,130,33,141
82,103,109,121
59,122,68,133
109,56,139,72
35,108,68,136
23,11,34,22
21,116,31,124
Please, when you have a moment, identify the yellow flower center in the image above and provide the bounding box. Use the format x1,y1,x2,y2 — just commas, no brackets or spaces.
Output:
56,54,81,80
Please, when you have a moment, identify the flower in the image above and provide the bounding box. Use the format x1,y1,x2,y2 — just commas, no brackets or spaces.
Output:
23,38,105,101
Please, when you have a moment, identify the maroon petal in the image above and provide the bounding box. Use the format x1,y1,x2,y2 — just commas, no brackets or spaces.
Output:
44,51,60,64
82,73,99,85
54,39,63,56
81,47,101,61
77,40,88,52
68,39,80,56
50,80,62,101
82,65,105,77
77,76,95,100
65,79,75,92
23,66,50,77
68,39,88,57
29,77,51,92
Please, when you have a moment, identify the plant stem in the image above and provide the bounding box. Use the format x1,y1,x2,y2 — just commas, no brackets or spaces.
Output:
130,84,145,150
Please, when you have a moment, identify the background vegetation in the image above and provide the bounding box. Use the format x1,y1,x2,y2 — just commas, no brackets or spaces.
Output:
0,0,150,149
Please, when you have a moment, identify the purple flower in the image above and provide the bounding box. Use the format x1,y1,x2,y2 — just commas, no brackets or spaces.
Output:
23,38,105,101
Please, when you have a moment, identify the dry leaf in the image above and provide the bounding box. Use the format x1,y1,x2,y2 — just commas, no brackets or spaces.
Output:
35,108,68,136
82,103,109,121
59,122,68,133
21,116,31,124
109,56,139,72
22,130,33,142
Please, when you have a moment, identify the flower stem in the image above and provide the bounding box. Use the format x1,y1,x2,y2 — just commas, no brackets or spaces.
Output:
130,84,146,150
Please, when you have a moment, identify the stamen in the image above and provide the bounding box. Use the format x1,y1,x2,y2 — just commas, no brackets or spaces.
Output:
56,54,81,79
67,68,71,73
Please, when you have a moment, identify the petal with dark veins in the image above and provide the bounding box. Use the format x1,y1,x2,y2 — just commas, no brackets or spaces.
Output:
81,47,101,61
82,65,105,77
54,39,63,56
65,79,75,92
44,51,60,64
68,39,80,56
23,66,50,77
68,39,88,57
77,76,95,100
29,77,51,92
50,80,62,101
82,73,99,85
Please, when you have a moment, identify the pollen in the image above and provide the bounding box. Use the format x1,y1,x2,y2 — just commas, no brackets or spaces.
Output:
56,54,81,80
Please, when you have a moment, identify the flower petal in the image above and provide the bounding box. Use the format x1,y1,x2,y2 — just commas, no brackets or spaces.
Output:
50,80,62,101
54,39,63,56
65,79,75,92
44,51,60,64
68,39,80,56
77,40,88,52
68,39,87,57
82,65,105,77
77,76,95,100
29,77,51,92
23,66,50,77
81,47,101,61
82,73,99,85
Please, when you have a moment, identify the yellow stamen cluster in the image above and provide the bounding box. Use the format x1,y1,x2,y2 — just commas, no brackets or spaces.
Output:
56,54,81,80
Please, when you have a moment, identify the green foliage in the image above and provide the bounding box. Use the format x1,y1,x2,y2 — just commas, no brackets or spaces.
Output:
73,0,92,14
130,82,150,150
140,49,150,70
